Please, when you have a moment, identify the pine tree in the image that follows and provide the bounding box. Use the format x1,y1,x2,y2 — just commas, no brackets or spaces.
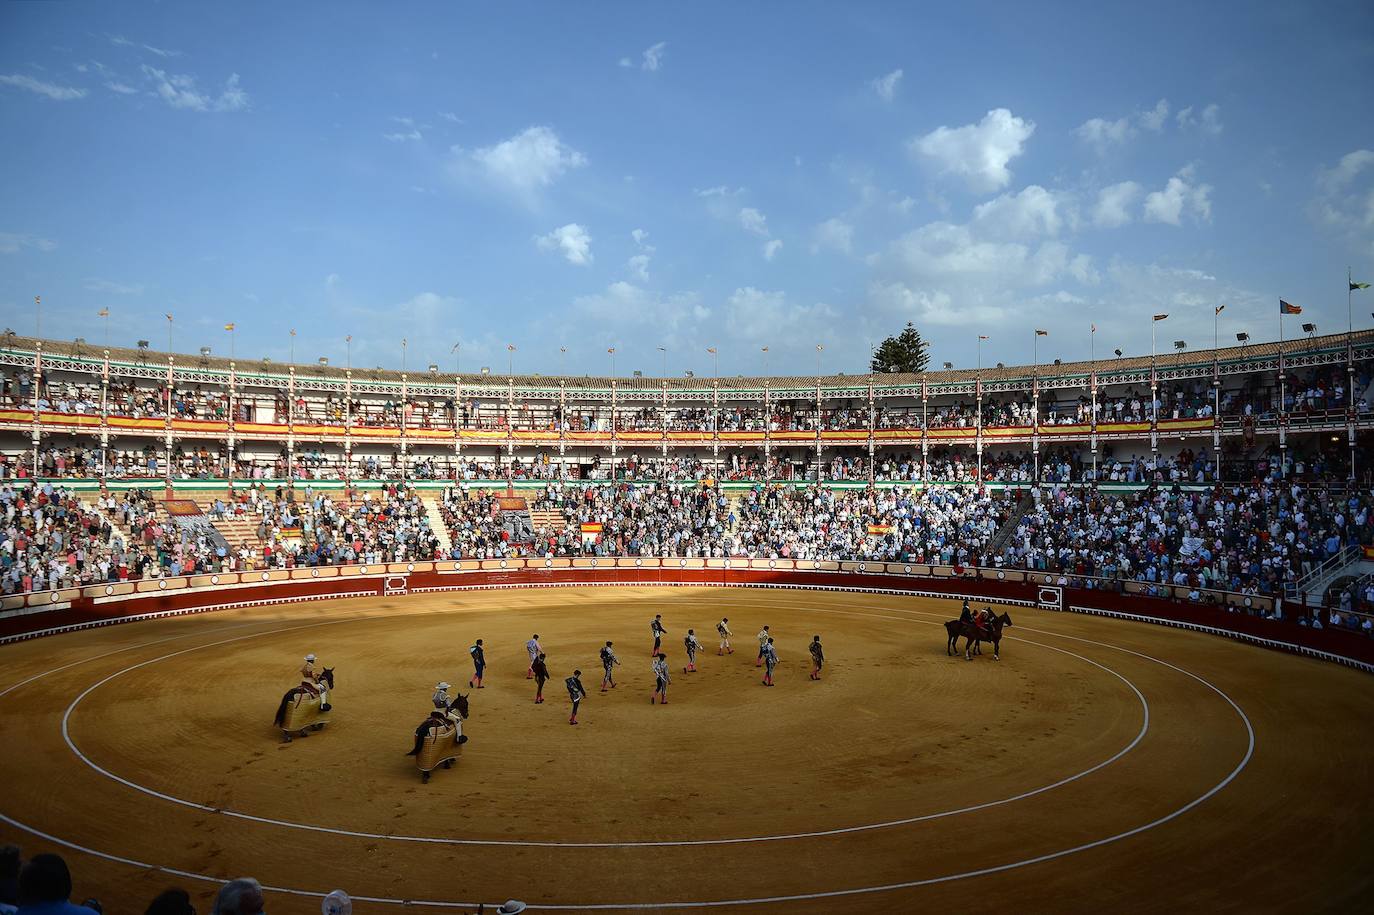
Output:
870,322,929,374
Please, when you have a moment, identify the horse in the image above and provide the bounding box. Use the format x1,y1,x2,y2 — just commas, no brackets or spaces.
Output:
945,612,988,656
407,692,470,782
956,611,1013,660
273,667,336,741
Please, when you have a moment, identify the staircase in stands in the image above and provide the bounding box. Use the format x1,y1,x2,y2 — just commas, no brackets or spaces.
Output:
419,495,453,555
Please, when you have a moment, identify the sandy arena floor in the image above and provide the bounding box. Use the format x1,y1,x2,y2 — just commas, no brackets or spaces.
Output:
2,586,1372,913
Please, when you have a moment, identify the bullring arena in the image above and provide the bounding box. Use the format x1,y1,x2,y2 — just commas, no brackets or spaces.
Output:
4,566,1374,913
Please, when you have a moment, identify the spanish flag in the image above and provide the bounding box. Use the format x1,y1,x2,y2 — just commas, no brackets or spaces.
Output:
1280,300,1302,315
580,522,603,533
867,524,891,535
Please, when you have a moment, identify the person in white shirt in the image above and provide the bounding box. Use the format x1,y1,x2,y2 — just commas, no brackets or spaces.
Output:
651,653,671,705
755,625,771,667
525,634,542,679
716,617,733,655
683,629,704,673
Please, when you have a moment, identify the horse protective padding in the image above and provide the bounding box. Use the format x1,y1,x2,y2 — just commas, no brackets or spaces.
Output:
279,692,331,734
417,724,460,773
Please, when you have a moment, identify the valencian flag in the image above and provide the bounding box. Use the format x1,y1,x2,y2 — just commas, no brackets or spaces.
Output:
1280,300,1302,315
1035,329,1048,336
1153,313,1168,321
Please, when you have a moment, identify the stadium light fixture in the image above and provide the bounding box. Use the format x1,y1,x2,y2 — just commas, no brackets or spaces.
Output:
943,361,953,369
1301,323,1316,334
1114,349,1122,357
480,366,490,375
1053,358,1062,365
1235,333,1249,342
200,346,212,357
685,370,695,378
137,340,149,349
1173,340,1186,351
318,357,329,366
429,363,439,374
996,362,1004,369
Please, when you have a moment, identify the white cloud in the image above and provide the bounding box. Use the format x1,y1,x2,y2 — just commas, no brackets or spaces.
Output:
1076,116,1134,149
694,185,744,198
535,223,594,266
618,57,633,68
571,282,710,338
1139,98,1170,131
1093,181,1143,228
0,233,56,254
1176,103,1223,136
812,217,855,254
739,207,770,237
909,108,1035,194
105,80,138,95
109,35,181,58
762,239,784,261
971,185,1067,239
458,126,587,198
628,228,655,277
438,111,464,124
325,273,341,289
84,279,144,295
1319,149,1374,193
885,222,1083,287
722,287,838,343
0,74,87,101
1143,166,1212,225
1311,149,1374,232
641,41,667,71
141,65,249,112
383,128,422,142
869,68,902,102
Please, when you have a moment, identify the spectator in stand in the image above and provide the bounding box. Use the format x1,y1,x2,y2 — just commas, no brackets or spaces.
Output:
142,890,194,915
0,846,19,913
15,853,98,915
211,879,263,915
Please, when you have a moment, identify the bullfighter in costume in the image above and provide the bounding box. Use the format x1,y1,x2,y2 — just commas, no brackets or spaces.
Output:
651,653,671,704
683,629,704,673
566,670,587,725
600,641,620,692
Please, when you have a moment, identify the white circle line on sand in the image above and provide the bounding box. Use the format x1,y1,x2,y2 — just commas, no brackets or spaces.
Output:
0,593,1257,910
58,606,1148,848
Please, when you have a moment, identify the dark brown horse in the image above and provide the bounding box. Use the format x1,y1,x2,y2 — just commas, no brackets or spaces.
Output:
406,693,470,756
272,667,335,727
946,612,1013,660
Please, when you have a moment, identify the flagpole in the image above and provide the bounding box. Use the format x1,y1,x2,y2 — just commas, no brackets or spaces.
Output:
1279,303,1286,479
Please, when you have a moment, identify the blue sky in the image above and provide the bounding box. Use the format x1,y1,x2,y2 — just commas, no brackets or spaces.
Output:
2,1,1372,378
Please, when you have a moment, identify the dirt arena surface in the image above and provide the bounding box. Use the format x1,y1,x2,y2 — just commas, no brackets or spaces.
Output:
2,586,1373,913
